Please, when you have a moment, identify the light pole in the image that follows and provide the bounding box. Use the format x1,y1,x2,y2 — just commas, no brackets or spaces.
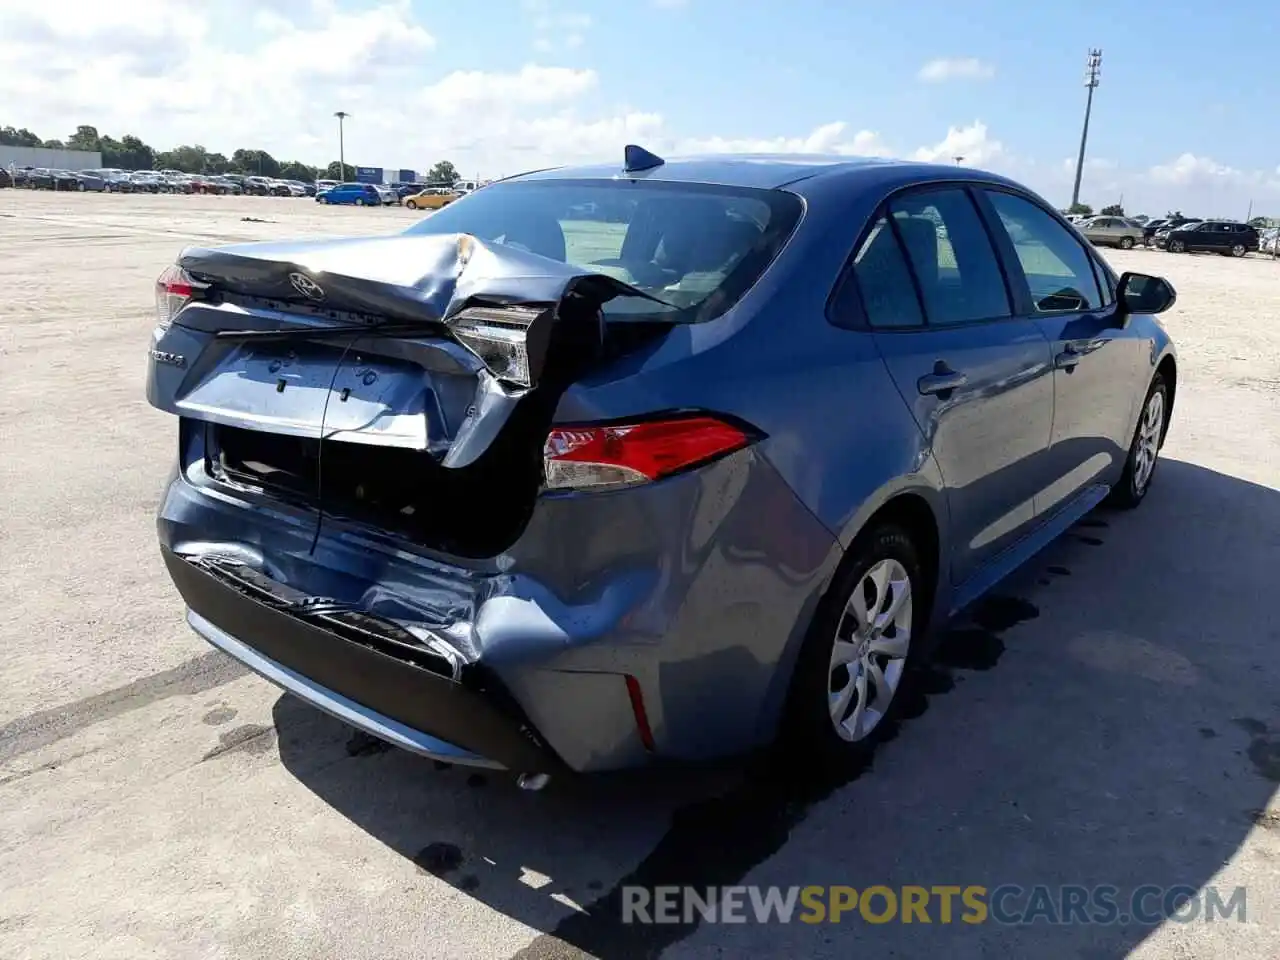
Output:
334,111,350,180
953,155,965,165
1070,49,1102,210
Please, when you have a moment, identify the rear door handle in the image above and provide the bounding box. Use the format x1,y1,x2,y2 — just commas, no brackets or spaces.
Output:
917,363,968,396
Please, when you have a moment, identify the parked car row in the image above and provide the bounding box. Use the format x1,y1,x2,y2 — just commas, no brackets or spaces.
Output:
3,166,323,197
312,180,476,208
6,166,108,191
2,165,484,211
1069,214,1262,258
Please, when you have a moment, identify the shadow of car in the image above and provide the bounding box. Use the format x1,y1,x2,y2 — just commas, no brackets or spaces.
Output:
267,457,1280,958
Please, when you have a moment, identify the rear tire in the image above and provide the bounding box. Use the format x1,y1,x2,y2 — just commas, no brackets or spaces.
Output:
1107,373,1168,509
781,524,929,774
1231,244,1246,257
1169,239,1185,253
1120,236,1134,250
406,200,419,210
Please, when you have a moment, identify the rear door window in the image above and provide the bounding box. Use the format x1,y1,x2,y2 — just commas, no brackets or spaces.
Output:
850,216,925,329
886,188,1012,325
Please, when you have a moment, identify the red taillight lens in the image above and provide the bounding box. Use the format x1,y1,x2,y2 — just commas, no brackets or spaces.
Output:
543,414,755,491
154,263,201,328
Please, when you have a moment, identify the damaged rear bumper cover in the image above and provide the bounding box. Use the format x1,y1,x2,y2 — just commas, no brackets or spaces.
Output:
162,545,565,773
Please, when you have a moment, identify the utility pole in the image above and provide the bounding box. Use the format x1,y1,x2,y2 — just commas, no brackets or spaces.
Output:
334,111,350,180
1070,49,1102,211
953,155,965,165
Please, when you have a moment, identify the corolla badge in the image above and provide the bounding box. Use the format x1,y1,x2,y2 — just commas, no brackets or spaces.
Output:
288,272,325,300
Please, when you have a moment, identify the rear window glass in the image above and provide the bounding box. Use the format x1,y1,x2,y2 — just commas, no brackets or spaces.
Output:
403,178,803,322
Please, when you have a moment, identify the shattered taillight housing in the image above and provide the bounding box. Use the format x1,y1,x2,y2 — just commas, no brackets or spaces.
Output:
450,307,535,385
154,264,204,329
543,414,758,491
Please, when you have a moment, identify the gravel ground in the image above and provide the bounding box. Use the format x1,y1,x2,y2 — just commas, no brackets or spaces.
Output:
1,191,1277,960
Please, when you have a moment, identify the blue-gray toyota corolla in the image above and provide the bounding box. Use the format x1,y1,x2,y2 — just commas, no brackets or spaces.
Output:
146,147,1178,787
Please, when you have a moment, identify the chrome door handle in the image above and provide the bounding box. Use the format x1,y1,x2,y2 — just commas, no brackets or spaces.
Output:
918,369,968,396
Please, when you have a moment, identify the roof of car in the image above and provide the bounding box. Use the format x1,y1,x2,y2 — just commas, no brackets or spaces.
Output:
504,152,1021,192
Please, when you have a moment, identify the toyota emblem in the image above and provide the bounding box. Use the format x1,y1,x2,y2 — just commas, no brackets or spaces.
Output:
288,272,325,300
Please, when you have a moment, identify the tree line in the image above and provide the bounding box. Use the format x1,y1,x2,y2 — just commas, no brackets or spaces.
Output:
1,124,459,185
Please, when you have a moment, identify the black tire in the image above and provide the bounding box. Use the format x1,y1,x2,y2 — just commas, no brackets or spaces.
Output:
780,523,930,773
1119,236,1134,250
1231,244,1246,257
1169,239,1185,253
1107,373,1169,509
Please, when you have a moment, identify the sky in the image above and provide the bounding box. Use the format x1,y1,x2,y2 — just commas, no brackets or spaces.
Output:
1,0,1277,217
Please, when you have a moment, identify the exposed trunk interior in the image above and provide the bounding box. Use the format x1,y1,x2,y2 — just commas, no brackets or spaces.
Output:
205,308,673,558
209,403,546,558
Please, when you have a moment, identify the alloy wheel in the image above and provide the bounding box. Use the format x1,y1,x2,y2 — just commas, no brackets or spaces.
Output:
828,558,913,742
1132,389,1165,495
1231,244,1246,257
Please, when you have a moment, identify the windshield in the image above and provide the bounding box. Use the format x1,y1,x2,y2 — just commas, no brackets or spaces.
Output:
1174,221,1202,231
402,178,803,323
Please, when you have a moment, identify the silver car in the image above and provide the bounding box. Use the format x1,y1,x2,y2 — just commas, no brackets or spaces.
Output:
1079,216,1144,250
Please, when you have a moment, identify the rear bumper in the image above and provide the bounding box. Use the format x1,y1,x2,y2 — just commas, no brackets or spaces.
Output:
162,545,566,773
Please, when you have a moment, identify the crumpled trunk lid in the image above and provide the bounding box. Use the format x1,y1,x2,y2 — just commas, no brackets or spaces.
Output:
146,232,671,556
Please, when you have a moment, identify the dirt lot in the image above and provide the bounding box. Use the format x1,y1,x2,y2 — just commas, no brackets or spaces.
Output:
1,190,1278,960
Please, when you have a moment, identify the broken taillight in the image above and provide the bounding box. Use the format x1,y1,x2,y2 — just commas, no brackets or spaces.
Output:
448,304,553,389
542,414,757,491
154,264,205,328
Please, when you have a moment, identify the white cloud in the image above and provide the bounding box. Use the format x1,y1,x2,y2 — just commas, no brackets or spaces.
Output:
917,57,995,83
521,0,592,52
677,121,893,157
912,121,1003,164
1149,153,1246,186
6,0,1278,217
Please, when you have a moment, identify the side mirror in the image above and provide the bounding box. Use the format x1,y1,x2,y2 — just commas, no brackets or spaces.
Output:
1117,271,1176,316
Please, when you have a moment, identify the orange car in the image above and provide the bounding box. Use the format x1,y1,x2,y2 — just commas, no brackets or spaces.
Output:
405,188,458,211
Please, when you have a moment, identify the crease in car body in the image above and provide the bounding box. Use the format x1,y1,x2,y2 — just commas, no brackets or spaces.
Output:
146,150,1178,786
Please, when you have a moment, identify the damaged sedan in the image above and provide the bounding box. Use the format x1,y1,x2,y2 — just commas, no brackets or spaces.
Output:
147,146,1178,786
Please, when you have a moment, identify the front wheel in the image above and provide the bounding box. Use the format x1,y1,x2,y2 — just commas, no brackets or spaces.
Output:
1168,239,1185,253
406,200,419,210
1231,244,1246,257
1119,236,1134,250
781,524,927,772
1108,373,1169,509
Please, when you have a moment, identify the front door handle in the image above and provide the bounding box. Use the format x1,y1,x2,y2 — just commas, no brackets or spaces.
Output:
917,362,968,396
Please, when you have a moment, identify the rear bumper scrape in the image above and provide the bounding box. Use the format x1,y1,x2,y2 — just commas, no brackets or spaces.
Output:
162,546,567,773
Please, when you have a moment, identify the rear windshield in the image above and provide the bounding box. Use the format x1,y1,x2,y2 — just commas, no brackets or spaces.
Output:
402,178,803,322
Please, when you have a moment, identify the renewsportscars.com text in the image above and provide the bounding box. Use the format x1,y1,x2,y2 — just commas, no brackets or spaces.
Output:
621,884,1247,926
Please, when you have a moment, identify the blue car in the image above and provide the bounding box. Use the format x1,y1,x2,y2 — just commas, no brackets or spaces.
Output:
316,182,382,206
145,147,1178,785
